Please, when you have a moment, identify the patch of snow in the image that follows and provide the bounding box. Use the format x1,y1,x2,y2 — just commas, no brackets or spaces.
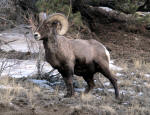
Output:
1,40,37,53
119,89,135,95
0,33,24,39
0,84,24,90
75,88,85,92
122,102,129,105
108,88,114,93
30,79,48,84
129,90,135,95
104,82,110,86
99,7,113,12
131,72,135,75
0,85,13,89
30,79,54,92
0,32,40,53
144,82,148,85
116,73,124,77
0,59,58,78
144,74,150,78
110,64,123,71
95,95,101,100
9,102,14,106
58,92,64,96
138,92,143,96
110,60,114,64
120,90,127,94
109,60,123,71
96,88,104,91
49,82,62,86
133,81,137,85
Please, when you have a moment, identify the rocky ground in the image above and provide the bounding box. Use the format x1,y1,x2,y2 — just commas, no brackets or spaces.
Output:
0,17,150,115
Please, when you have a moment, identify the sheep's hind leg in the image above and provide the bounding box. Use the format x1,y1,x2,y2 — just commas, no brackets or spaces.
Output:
98,63,119,99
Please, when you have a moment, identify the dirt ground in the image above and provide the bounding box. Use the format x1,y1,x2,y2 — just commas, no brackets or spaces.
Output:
98,24,150,62
0,22,150,115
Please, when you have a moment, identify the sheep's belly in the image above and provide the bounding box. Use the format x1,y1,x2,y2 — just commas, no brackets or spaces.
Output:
74,67,88,76
74,62,96,76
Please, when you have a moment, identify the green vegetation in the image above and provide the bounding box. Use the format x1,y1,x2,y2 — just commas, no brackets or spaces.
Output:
115,0,141,14
36,0,83,28
134,12,150,24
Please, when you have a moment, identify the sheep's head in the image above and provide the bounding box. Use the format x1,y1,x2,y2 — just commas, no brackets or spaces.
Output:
31,13,69,40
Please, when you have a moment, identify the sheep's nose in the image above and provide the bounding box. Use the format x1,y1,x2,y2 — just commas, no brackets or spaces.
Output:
34,32,41,40
34,33,39,40
34,33,38,37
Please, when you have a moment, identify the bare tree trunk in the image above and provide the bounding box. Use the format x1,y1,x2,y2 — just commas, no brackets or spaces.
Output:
72,0,150,36
72,0,150,13
72,1,134,32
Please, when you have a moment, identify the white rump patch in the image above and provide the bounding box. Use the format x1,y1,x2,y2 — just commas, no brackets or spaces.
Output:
102,45,110,64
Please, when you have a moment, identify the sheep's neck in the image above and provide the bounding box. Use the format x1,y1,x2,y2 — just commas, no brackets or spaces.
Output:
43,35,61,68
43,35,58,54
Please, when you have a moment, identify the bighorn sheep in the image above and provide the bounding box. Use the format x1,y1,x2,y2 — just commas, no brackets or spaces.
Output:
32,13,119,98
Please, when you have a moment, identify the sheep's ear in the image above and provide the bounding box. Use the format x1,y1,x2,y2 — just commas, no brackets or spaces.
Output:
39,12,47,23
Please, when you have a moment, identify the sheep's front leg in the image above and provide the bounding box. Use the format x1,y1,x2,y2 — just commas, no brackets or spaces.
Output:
63,75,74,98
60,69,74,98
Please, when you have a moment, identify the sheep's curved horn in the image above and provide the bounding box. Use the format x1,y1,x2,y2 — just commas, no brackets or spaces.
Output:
46,13,69,35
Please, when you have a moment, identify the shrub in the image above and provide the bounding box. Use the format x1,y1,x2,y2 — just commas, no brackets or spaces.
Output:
115,0,140,14
36,0,83,29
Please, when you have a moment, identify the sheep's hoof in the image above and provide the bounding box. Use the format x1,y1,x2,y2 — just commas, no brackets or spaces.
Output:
115,92,120,100
115,95,120,100
84,87,91,94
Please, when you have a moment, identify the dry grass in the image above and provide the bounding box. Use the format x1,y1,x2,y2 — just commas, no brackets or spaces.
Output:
0,77,24,103
77,58,150,114
132,58,150,72
80,93,93,102
119,79,133,87
0,57,149,114
100,105,116,114
0,76,41,107
128,104,150,115
133,59,143,69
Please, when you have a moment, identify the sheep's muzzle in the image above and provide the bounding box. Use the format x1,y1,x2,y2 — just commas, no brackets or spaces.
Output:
34,32,41,40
